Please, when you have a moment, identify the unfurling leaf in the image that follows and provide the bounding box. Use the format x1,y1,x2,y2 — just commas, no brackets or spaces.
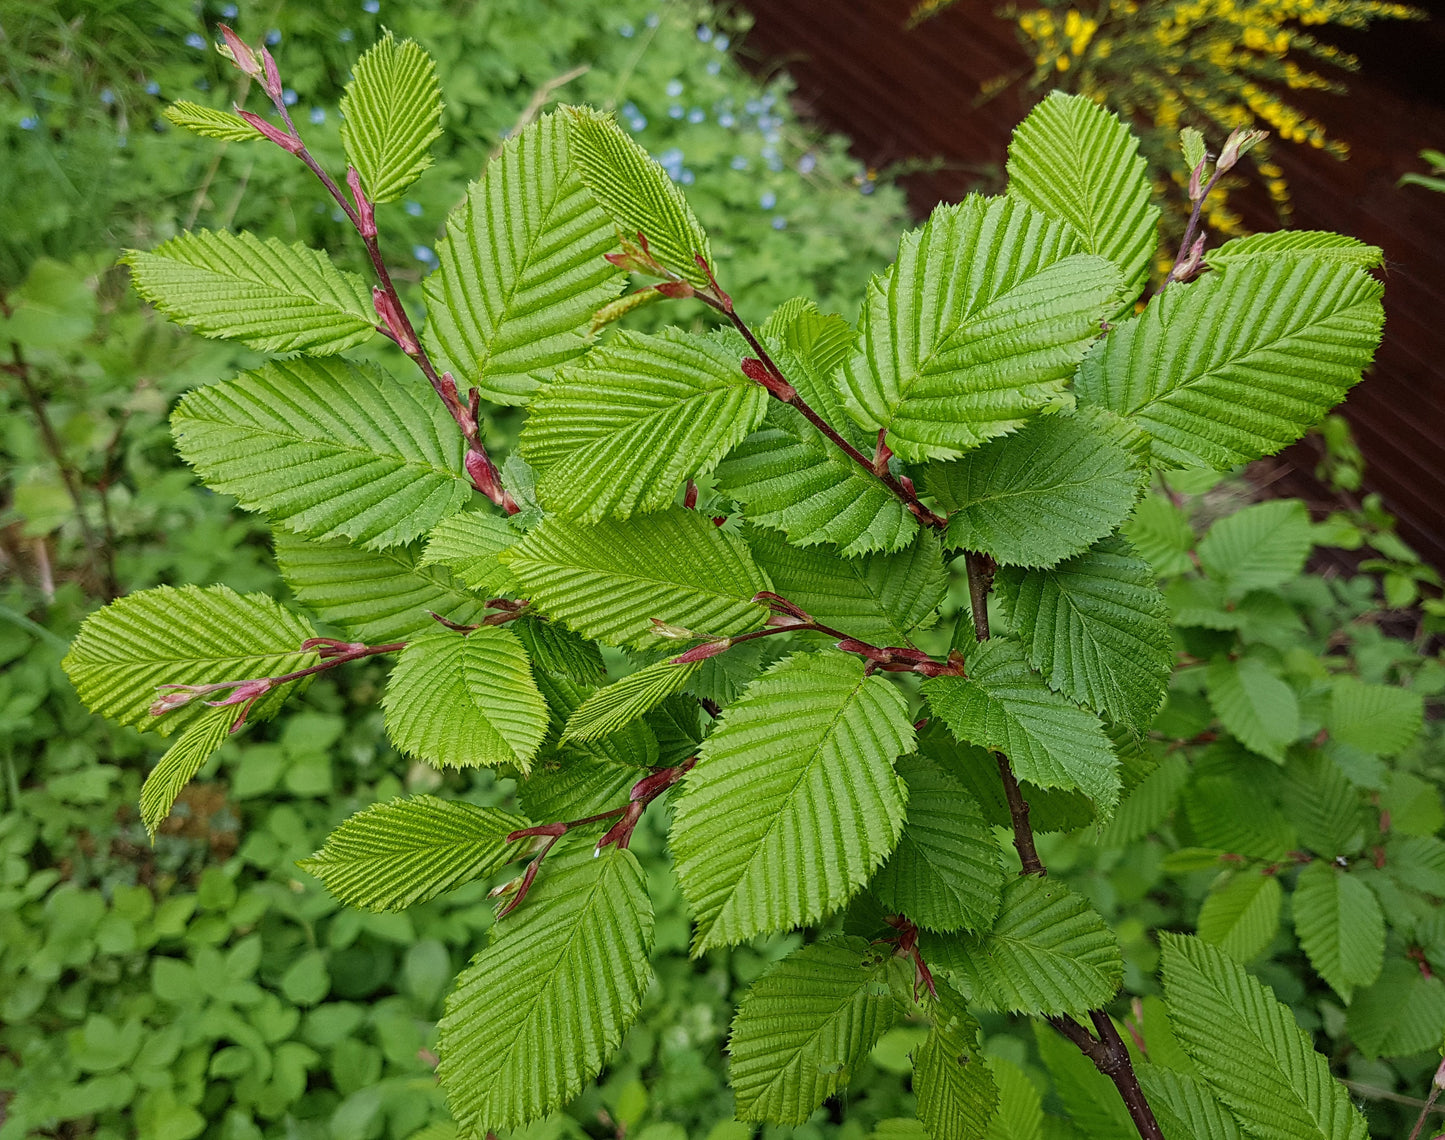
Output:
339,30,444,202
163,100,264,142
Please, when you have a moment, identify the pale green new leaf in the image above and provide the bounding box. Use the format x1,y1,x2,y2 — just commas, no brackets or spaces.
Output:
63,584,316,735
871,754,1004,934
1161,933,1369,1140
139,706,234,835
162,100,263,142
1006,91,1160,301
841,195,1122,461
1197,499,1314,599
1197,872,1282,962
1328,675,1423,757
1075,259,1385,469
438,839,653,1134
561,659,702,743
745,527,945,646
123,229,375,355
1206,656,1299,763
670,652,913,951
299,796,528,911
522,328,769,519
275,531,494,642
419,510,520,595
1124,493,1195,577
1205,231,1383,271
924,639,1120,811
500,508,770,650
1292,863,1384,1003
997,536,1172,731
729,937,898,1124
1136,1069,1243,1140
927,410,1144,567
339,30,443,202
423,112,623,404
914,987,997,1140
1345,960,1445,1058
1180,128,1208,173
384,627,548,771
564,106,712,284
172,358,470,549
922,878,1123,1015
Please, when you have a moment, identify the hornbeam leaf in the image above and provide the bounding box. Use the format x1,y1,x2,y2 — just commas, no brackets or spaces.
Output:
419,510,520,595
139,706,235,835
1006,91,1160,302
1160,933,1369,1140
926,410,1145,568
921,878,1122,1015
1345,959,1445,1059
172,358,470,549
986,1057,1045,1140
839,195,1122,461
123,229,376,355
383,627,548,771
423,112,623,405
1197,872,1282,962
729,936,899,1124
924,639,1120,811
299,796,528,911
564,105,713,284
1292,863,1384,1003
1075,259,1385,470
1197,499,1314,600
914,986,997,1140
1206,656,1299,763
63,584,316,735
1328,675,1423,757
438,838,653,1133
500,508,771,650
996,536,1172,731
561,659,703,743
1136,1069,1243,1140
163,100,264,142
522,328,769,520
339,30,444,203
1205,231,1383,271
670,652,913,951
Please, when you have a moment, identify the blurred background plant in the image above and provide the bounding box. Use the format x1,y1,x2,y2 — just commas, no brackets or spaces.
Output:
1399,146,1445,191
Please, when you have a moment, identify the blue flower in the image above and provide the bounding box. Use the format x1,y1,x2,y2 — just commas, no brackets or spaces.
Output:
860,181,876,195
414,245,437,263
282,88,298,106
730,155,749,170
619,22,635,37
759,190,777,209
100,88,115,105
715,34,731,52
645,12,660,27
265,28,281,45
117,135,128,148
687,107,705,124
696,25,713,42
628,115,647,132
718,111,735,128
309,107,326,124
668,104,684,120
338,28,354,42
144,80,161,95
706,59,721,76
20,115,38,130
221,3,238,17
772,216,787,230
798,153,817,174
362,0,380,12
680,169,695,184
404,200,423,216
185,32,206,50
665,79,684,97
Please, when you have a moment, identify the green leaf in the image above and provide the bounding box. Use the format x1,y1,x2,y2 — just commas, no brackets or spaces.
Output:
1101,752,1189,847
1206,656,1299,763
139,707,234,835
275,531,494,642
985,1057,1044,1140
514,616,606,685
1328,675,1423,757
1205,231,1383,271
1197,500,1314,599
534,668,658,772
922,878,1122,1015
927,410,1144,567
1279,750,1368,856
1136,1069,1243,1140
63,585,316,735
561,659,702,743
1292,863,1384,1003
299,796,528,911
1124,494,1195,577
1345,959,1445,1058
1160,933,1369,1140
914,987,997,1140
671,652,913,951
840,195,1122,461
1006,91,1160,301
1184,767,1296,861
423,112,623,405
745,527,945,646
437,838,653,1133
1180,128,1208,173
1197,872,1282,962
171,358,470,549
339,30,444,203
563,106,713,284
728,936,898,1124
870,754,1004,934
162,100,264,142
997,535,1172,731
923,727,1096,835
500,509,770,650
122,230,376,355
419,510,520,595
383,628,548,771
924,639,1120,811
522,328,769,520
1075,259,1384,470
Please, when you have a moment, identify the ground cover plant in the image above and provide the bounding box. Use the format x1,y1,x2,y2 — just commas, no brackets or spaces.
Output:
24,17,1445,1140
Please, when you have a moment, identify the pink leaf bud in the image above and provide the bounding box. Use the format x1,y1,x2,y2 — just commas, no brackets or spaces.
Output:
741,357,795,402
259,45,284,100
346,166,376,237
683,480,699,510
670,639,733,665
234,108,303,154
654,280,695,300
1216,128,1268,173
372,287,419,354
465,450,505,504
216,26,261,79
203,677,275,708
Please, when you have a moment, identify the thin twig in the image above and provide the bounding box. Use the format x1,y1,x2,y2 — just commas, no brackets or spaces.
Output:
493,64,590,159
1047,1015,1165,1140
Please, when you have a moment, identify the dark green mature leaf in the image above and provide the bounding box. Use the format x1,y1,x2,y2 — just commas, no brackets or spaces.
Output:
500,509,770,650
1279,750,1368,856
423,112,623,405
172,358,470,549
1137,1069,1243,1140
1197,872,1282,962
1206,656,1299,763
564,106,713,284
561,659,702,743
522,328,768,519
840,195,1121,461
671,652,913,951
438,839,653,1133
163,100,263,142
1006,91,1160,302
339,30,444,203
1160,933,1369,1140
922,878,1122,1015
1076,259,1385,469
1346,959,1445,1058
914,986,997,1140
139,707,234,835
64,584,316,735
123,230,375,355
924,729,1096,834
997,536,1171,731
985,1057,1045,1140
1328,675,1423,757
927,410,1144,567
729,937,898,1123
871,755,1004,934
419,510,520,595
1204,231,1383,271
1197,500,1314,599
299,797,528,911
383,628,548,771
924,639,1120,811
1293,863,1384,1003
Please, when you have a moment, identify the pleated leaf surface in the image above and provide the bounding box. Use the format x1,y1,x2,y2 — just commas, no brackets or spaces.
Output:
913,986,998,1140
339,30,444,202
1292,863,1384,1003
